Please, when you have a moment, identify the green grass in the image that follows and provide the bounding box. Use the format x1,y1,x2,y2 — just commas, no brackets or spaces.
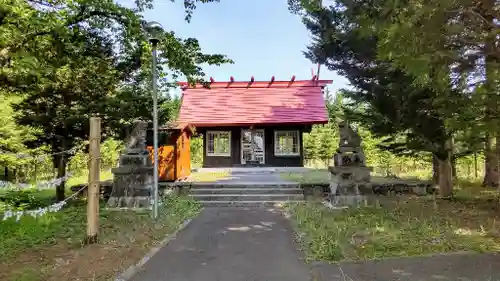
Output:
280,169,330,184
280,168,439,184
188,170,231,182
66,169,114,187
0,195,202,281
0,170,114,213
286,186,500,262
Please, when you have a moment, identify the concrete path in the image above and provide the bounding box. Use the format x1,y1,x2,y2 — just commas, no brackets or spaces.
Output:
191,168,297,184
213,169,295,184
128,206,500,281
129,207,312,281
195,167,313,173
311,252,500,281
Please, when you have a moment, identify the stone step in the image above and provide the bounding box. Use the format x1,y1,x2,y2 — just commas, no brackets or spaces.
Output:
189,194,304,202
190,188,303,195
197,200,304,208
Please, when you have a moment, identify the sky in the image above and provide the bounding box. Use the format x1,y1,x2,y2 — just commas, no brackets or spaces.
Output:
118,0,349,94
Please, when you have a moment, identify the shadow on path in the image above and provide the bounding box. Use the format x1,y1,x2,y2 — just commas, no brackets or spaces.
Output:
130,207,311,281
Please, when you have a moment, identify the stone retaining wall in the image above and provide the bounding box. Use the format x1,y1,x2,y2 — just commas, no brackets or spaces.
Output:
301,180,436,200
167,179,436,199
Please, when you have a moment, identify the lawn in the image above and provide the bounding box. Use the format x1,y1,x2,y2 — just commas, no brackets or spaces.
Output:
286,185,500,262
187,169,231,182
0,193,201,281
280,169,330,184
65,170,114,187
279,168,435,184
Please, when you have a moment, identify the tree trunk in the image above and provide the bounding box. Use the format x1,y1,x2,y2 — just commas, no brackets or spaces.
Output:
483,134,499,187
437,157,453,198
435,138,453,198
432,154,439,182
54,154,67,202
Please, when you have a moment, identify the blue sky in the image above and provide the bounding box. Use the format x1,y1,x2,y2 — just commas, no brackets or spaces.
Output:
119,0,349,93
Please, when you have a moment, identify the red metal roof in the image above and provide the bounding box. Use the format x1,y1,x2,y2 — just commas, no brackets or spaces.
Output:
159,122,194,134
177,78,332,127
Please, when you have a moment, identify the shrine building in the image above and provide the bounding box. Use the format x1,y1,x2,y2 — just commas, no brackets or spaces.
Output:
177,75,332,168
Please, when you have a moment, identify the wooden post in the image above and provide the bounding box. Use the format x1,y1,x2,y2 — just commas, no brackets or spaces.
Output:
85,117,101,244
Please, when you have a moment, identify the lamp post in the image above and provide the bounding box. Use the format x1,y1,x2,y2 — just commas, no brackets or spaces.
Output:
147,21,163,219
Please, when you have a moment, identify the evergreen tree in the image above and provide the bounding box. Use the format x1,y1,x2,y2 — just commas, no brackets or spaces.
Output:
354,0,500,187
1,0,232,200
289,0,470,196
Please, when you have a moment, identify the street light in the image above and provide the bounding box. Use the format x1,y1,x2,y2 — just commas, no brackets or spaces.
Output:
147,21,163,219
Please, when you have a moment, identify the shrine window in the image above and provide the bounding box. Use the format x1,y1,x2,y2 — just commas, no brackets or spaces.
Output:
206,131,231,156
274,130,300,156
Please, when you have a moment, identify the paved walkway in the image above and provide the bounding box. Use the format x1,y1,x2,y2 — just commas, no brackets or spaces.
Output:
129,207,312,281
191,168,297,184
213,169,296,184
195,167,313,173
129,207,500,281
311,252,500,281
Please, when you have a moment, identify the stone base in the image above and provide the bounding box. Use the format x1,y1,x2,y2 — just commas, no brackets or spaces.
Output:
328,165,372,208
322,200,348,210
111,173,153,196
112,166,154,175
106,196,151,209
329,194,367,207
119,154,151,166
110,165,153,209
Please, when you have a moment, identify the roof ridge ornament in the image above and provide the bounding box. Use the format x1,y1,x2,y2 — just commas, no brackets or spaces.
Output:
178,76,331,89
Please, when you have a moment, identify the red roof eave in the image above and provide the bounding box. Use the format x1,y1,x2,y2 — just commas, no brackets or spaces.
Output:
177,79,333,89
188,120,329,128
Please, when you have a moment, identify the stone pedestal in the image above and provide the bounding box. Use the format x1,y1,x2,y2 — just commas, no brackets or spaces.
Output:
328,166,371,207
109,164,153,209
108,120,154,209
327,121,372,208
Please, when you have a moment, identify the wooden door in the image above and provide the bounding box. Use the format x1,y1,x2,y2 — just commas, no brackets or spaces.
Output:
148,146,175,181
241,129,265,164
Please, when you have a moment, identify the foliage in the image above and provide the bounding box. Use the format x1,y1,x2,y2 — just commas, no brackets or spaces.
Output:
303,125,337,165
303,90,345,165
351,0,500,187
190,136,203,167
297,0,461,158
68,138,123,176
287,0,489,195
161,94,182,122
0,96,44,170
0,0,232,200
0,189,53,212
360,0,500,92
